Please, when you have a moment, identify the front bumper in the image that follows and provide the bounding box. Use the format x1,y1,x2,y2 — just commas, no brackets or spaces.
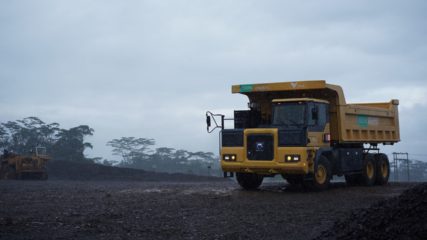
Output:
221,146,312,175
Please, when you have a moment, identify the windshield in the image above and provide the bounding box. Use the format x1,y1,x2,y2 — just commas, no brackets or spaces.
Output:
272,103,306,126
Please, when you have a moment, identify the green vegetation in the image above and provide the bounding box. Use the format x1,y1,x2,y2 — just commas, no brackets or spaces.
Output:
0,117,220,176
0,117,93,162
107,137,220,176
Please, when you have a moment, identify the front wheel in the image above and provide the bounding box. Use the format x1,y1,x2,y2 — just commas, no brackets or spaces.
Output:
236,173,263,190
0,164,7,179
4,166,16,180
304,156,331,191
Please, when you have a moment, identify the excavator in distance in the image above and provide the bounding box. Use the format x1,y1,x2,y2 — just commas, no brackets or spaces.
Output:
0,147,49,180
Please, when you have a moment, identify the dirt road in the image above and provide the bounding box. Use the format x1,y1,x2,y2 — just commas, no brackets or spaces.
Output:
0,180,413,240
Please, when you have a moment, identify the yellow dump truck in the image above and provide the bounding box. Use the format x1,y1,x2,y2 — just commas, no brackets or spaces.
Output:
0,148,49,180
206,80,399,190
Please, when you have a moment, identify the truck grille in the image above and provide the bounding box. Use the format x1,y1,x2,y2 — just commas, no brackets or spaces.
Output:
247,134,274,160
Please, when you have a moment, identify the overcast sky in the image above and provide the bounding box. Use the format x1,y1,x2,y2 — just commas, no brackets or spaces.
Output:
1,0,426,161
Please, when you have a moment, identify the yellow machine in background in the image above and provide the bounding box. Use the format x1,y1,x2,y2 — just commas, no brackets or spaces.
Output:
0,147,49,180
207,80,400,190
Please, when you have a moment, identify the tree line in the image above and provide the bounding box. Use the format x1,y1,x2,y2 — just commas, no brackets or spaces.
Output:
0,117,220,176
0,117,93,162
106,137,220,176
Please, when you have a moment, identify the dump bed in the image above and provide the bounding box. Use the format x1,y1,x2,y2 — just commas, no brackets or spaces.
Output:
232,80,400,145
340,100,399,144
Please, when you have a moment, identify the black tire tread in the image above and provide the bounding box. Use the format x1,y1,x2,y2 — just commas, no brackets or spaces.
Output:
375,153,390,185
305,155,331,191
236,173,263,190
360,154,376,186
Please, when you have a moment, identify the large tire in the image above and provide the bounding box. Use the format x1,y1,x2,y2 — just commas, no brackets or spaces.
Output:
4,166,16,180
375,153,390,185
236,173,263,190
360,154,376,186
0,164,7,179
304,155,331,191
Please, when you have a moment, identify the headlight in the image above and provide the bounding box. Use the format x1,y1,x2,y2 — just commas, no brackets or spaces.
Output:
223,154,237,161
285,154,300,162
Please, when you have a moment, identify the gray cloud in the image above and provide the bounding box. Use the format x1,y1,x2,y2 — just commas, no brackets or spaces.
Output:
1,0,426,160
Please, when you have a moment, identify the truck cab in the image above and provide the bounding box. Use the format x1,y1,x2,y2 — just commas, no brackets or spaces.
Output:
207,80,399,190
220,98,330,188
272,98,330,148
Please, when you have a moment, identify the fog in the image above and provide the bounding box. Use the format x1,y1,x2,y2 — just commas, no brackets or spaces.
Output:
1,0,426,161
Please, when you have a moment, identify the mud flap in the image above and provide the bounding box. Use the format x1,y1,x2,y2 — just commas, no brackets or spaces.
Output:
313,148,332,173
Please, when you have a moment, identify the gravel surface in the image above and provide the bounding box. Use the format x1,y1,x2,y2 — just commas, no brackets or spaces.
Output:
47,160,224,182
0,180,413,240
316,183,427,240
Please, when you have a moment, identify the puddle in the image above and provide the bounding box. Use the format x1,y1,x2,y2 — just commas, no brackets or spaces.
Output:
118,187,236,196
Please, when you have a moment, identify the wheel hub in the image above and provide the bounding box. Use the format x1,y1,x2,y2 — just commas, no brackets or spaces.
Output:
315,165,327,184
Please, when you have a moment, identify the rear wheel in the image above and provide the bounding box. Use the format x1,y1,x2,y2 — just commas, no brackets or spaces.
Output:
375,154,390,185
236,173,263,190
360,154,376,186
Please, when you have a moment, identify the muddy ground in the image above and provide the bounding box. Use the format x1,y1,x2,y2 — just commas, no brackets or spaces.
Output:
0,179,415,240
46,160,224,182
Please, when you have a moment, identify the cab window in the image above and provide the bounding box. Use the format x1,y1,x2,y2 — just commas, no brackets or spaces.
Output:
308,102,328,131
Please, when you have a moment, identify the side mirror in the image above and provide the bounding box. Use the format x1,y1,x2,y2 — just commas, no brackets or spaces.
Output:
205,111,225,133
206,115,211,129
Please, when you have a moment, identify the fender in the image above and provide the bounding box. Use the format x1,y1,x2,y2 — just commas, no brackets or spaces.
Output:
313,147,333,172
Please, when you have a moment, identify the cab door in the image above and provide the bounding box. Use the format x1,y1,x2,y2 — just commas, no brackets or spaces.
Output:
307,102,330,147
